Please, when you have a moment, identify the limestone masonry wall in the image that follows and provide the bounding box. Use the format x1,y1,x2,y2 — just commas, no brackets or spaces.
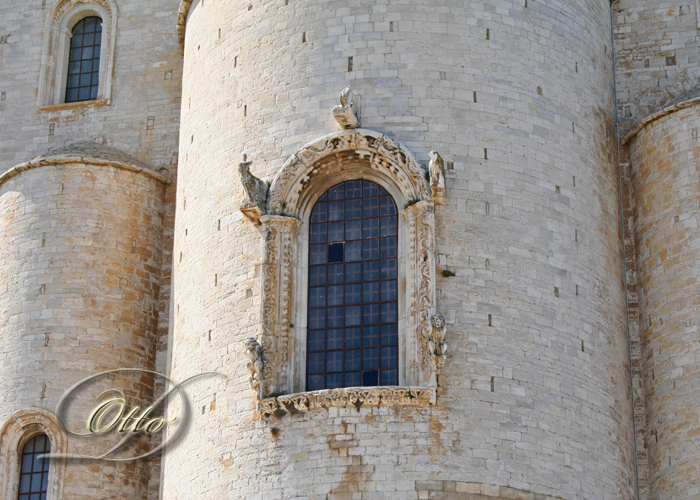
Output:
0,162,166,500
614,0,700,135
628,104,700,500
164,1,637,499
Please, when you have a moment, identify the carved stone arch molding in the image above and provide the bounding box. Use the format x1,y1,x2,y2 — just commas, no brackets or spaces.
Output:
38,0,118,107
0,409,67,500
257,129,439,411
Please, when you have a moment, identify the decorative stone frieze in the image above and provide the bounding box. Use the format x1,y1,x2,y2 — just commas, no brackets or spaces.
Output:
257,386,436,418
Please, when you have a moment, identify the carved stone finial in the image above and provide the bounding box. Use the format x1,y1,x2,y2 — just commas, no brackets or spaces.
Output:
243,337,264,397
428,150,446,205
332,85,358,129
429,314,448,373
238,159,269,223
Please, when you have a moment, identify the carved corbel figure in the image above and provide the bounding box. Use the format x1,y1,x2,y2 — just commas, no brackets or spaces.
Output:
239,159,269,223
332,85,359,129
429,150,446,205
243,337,264,398
429,314,448,373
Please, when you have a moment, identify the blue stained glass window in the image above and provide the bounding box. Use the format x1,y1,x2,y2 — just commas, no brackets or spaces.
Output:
65,17,102,103
17,434,50,500
307,180,399,390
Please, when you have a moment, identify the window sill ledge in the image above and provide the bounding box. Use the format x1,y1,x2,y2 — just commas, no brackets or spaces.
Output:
257,386,436,418
38,98,110,112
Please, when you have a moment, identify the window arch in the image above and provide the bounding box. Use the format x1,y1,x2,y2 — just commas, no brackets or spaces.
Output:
38,0,117,107
0,410,66,500
254,129,440,414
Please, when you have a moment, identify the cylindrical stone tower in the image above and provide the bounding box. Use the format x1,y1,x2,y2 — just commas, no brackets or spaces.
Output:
165,1,637,499
626,100,700,500
0,144,167,500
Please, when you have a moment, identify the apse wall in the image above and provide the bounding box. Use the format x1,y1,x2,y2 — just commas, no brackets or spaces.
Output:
627,104,700,500
0,157,166,500
165,1,637,499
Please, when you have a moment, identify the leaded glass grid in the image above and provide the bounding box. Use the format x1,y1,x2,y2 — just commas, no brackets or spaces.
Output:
307,180,399,391
65,16,102,103
17,434,51,500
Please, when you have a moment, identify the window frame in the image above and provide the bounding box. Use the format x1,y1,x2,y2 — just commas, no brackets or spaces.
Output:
38,0,117,107
255,129,439,414
0,410,66,500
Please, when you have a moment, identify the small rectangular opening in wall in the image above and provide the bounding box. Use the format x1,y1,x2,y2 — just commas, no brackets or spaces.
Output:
573,175,576,187
484,148,488,159
485,202,490,215
389,21,394,32
302,31,306,43
488,314,492,326
486,28,490,40
473,91,477,102
575,284,579,295
575,229,578,241
446,161,453,170
234,55,238,68
490,376,494,391
554,287,559,297
208,330,212,341
348,56,353,72
218,219,221,230
243,104,247,117
555,185,561,194
666,55,676,66
581,340,585,352
214,274,218,286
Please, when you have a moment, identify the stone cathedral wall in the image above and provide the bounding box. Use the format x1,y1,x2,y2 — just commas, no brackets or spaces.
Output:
165,1,637,499
627,104,700,500
0,161,166,500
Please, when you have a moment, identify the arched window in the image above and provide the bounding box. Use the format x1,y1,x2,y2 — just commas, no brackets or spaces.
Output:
17,434,51,500
306,180,399,390
38,0,117,107
64,16,102,102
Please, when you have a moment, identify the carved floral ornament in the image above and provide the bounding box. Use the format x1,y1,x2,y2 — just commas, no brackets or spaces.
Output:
238,128,448,415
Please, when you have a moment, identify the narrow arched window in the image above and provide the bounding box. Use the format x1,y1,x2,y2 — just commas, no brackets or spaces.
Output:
65,16,102,103
17,434,51,500
307,180,399,391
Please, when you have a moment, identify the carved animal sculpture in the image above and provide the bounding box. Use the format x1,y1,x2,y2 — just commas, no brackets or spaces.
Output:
238,160,269,210
429,150,445,189
243,337,264,392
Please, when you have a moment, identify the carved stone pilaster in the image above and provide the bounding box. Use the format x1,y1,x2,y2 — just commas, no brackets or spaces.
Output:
259,215,301,397
403,200,437,386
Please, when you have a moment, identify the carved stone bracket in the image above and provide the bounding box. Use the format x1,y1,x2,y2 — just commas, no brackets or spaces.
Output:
332,85,359,129
257,386,436,418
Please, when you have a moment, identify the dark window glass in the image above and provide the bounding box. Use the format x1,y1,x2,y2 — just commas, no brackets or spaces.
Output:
65,16,102,103
17,434,50,500
307,180,399,390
